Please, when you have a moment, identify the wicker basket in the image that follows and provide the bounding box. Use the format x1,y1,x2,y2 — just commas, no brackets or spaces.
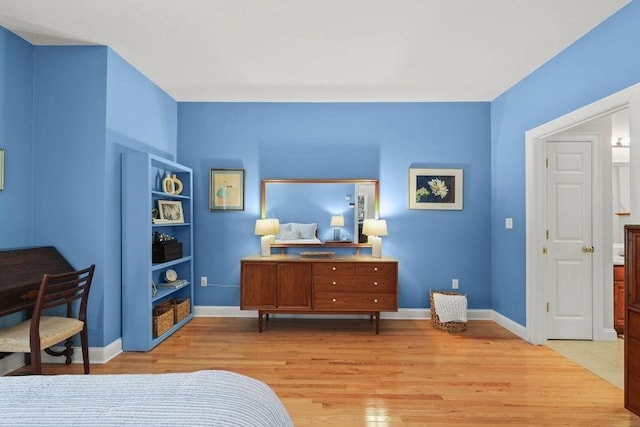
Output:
429,290,467,333
158,298,191,324
152,305,174,338
170,298,190,323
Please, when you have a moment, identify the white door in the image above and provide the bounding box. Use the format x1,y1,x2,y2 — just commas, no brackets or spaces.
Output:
546,138,593,339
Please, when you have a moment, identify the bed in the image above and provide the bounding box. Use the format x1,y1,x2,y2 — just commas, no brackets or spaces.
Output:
0,370,293,426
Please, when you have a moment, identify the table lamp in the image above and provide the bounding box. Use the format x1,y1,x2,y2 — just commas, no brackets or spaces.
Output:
367,219,388,258
255,219,278,257
267,218,280,243
361,218,373,243
330,215,345,241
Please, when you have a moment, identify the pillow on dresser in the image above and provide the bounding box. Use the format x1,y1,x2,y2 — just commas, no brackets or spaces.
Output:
291,223,317,239
275,223,293,239
279,230,301,240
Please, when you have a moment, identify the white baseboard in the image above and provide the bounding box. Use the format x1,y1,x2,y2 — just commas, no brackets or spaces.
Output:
195,306,493,321
1,338,123,374
491,310,527,341
601,328,619,342
40,337,123,365
0,353,27,376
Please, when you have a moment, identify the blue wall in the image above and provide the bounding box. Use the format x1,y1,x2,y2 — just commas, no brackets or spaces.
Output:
2,0,639,348
0,28,34,329
491,0,640,325
32,46,109,345
178,102,492,309
105,49,178,345
0,38,177,347
0,28,34,249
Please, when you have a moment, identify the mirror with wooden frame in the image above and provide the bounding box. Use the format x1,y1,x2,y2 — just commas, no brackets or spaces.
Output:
261,179,379,248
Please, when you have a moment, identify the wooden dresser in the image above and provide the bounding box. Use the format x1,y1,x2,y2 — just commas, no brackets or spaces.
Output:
625,225,640,416
240,254,398,333
614,264,625,335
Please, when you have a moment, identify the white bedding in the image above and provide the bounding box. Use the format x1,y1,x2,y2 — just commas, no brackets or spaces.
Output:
274,238,322,245
0,370,293,426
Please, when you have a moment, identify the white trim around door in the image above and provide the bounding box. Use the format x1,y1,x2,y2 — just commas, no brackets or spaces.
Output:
525,82,640,345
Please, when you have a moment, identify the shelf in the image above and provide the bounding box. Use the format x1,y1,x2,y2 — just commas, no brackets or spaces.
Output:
152,190,190,200
122,152,194,352
152,222,192,228
152,282,190,302
151,313,194,345
151,256,192,271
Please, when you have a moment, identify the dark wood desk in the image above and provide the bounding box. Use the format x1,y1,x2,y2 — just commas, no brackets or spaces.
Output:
0,246,74,317
0,246,76,365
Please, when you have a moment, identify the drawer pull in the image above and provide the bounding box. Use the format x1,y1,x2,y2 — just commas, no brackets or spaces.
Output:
332,281,337,285
373,281,378,286
374,267,378,271
374,299,378,303
332,298,337,302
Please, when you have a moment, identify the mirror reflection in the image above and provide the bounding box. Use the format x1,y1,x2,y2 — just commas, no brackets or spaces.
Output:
261,179,378,245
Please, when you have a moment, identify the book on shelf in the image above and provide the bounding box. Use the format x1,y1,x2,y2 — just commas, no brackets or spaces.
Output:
156,279,189,289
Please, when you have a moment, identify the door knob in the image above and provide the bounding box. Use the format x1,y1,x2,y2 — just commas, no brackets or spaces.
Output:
582,246,595,253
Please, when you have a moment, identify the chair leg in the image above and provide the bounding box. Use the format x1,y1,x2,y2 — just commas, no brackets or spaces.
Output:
81,329,90,374
31,344,42,375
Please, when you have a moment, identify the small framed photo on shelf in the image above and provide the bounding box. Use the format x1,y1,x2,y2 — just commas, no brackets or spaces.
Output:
157,200,185,223
409,167,463,210
209,168,245,211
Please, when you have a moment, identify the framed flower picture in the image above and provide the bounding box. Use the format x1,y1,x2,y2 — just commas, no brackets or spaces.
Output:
409,168,463,210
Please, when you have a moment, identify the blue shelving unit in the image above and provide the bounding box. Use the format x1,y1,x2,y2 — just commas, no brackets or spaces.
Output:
122,152,194,351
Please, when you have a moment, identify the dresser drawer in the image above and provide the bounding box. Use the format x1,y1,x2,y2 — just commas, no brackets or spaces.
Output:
313,275,396,293
314,292,397,310
313,262,356,276
355,262,396,276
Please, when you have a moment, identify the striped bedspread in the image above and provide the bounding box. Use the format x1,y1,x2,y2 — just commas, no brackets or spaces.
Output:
0,370,293,426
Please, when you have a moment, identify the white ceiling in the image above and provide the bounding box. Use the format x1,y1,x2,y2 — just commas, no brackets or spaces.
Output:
0,0,629,102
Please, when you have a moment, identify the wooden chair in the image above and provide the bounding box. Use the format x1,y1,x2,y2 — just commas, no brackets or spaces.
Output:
0,264,95,374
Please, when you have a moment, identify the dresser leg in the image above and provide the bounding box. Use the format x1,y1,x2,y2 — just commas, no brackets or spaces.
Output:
375,312,380,334
258,311,263,333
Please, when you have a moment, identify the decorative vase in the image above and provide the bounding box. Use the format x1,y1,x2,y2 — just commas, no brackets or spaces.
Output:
162,173,175,194
171,174,183,195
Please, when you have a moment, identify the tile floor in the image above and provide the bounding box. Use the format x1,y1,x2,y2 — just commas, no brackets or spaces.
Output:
547,337,624,389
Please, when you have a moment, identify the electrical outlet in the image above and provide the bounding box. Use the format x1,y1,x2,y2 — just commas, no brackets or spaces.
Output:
200,276,207,287
452,279,459,289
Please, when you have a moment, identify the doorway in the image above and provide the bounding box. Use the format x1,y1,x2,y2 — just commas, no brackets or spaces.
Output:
525,82,640,345
544,134,597,340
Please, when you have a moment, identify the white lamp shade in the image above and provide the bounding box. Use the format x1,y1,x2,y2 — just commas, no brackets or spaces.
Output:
255,219,278,236
330,215,345,227
367,219,388,237
269,218,280,234
362,218,372,235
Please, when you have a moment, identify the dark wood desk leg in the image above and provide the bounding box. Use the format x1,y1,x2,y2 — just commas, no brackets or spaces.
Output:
258,310,263,333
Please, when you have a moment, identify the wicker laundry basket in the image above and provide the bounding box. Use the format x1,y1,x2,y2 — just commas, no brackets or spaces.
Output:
429,289,467,333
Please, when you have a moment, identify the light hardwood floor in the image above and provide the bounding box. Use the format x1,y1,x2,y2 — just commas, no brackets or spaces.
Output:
13,318,640,426
547,337,624,389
